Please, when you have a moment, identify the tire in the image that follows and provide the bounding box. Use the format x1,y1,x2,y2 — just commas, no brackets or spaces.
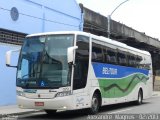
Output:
45,110,57,115
88,93,100,114
136,90,143,105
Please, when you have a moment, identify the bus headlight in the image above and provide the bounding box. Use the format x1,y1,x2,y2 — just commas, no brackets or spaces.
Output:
17,90,25,97
55,91,72,97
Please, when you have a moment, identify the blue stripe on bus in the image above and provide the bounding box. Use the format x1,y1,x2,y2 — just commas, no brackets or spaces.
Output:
92,62,149,79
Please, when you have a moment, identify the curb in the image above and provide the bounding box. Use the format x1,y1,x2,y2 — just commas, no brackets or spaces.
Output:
0,110,42,118
152,91,160,97
152,94,158,97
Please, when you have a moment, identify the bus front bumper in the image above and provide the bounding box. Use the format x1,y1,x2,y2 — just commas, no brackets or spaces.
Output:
17,95,75,110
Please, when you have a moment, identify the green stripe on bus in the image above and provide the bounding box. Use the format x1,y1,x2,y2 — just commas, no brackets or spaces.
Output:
98,73,149,98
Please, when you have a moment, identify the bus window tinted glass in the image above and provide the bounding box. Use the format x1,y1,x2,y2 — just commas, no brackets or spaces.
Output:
117,52,127,66
106,50,117,64
73,35,89,90
92,42,103,62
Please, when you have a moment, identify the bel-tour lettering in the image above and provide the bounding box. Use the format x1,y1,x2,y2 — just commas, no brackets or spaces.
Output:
102,67,117,75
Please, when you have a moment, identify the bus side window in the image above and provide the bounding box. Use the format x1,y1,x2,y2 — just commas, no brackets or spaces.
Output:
106,50,117,64
117,52,127,66
136,56,143,68
92,42,103,63
128,55,136,67
103,47,107,63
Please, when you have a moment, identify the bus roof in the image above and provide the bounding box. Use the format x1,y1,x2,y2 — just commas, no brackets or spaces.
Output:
26,31,150,56
26,31,89,37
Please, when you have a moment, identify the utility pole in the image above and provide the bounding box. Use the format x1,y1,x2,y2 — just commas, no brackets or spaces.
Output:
108,0,130,38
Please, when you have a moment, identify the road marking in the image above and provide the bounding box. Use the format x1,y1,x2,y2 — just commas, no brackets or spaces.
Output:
108,108,133,114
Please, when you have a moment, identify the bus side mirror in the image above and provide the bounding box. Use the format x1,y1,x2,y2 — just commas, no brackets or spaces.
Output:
6,49,20,68
67,46,78,64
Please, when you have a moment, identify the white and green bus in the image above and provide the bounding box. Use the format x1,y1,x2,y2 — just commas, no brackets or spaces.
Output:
6,31,153,114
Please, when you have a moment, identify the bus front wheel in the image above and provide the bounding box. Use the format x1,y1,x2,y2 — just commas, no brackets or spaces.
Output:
88,93,100,114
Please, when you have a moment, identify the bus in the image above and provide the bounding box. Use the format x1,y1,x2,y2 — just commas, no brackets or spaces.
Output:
6,31,153,114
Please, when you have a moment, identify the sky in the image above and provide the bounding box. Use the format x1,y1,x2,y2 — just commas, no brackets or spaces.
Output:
76,0,160,40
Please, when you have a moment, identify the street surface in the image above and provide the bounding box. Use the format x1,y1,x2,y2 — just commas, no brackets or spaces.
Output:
15,96,160,120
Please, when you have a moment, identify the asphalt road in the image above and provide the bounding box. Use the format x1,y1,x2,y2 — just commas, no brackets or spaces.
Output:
17,96,160,120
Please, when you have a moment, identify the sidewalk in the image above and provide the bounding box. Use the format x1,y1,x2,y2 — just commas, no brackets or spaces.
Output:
152,91,160,97
0,91,160,117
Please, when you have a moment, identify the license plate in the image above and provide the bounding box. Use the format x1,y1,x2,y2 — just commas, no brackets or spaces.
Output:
35,102,44,106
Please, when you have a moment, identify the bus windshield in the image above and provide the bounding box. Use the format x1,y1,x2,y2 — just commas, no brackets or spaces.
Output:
17,34,74,89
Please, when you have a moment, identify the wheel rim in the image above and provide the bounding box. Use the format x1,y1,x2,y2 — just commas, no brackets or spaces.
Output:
91,97,99,112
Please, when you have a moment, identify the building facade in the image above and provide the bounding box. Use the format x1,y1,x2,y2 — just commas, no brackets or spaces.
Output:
0,0,82,105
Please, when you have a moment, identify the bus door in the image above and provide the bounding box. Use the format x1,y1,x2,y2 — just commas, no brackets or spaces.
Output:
73,35,90,107
73,35,89,93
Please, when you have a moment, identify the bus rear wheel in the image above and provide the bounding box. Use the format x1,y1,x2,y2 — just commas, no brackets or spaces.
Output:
88,93,100,114
136,90,143,105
